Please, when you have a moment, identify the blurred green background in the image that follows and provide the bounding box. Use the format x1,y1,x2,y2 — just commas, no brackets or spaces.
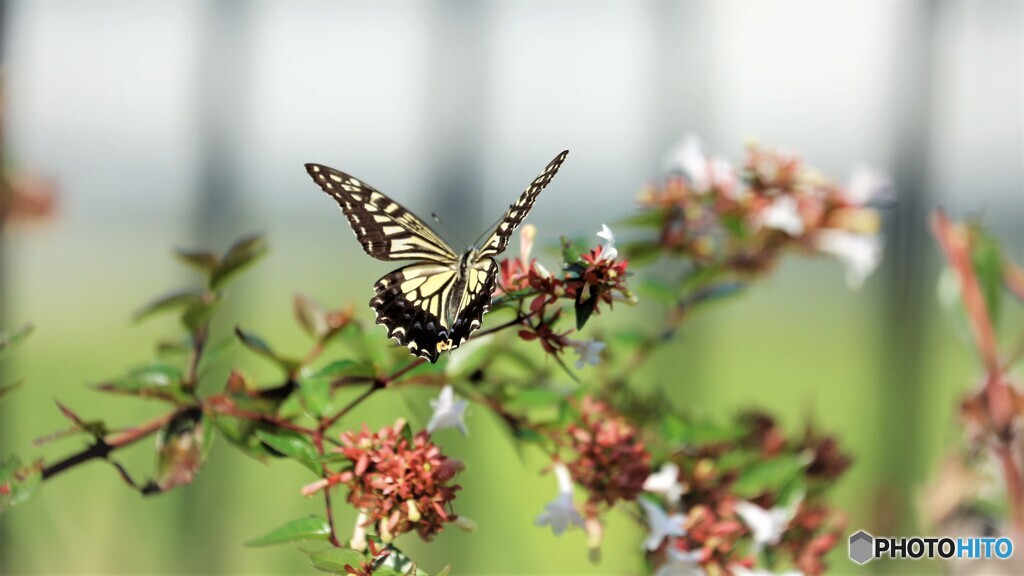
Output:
1,1,1022,574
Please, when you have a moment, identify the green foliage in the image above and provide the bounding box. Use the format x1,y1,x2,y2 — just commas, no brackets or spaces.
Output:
133,289,207,323
93,362,192,404
732,454,808,498
303,547,366,574
245,516,332,547
661,413,746,446
0,457,42,516
235,327,301,374
255,430,320,475
210,234,269,290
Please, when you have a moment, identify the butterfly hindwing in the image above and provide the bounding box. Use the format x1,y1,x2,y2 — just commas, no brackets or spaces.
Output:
478,150,570,259
305,163,457,262
370,259,498,362
371,263,458,362
448,258,499,348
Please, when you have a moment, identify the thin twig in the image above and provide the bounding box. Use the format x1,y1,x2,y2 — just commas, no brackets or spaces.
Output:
40,409,184,480
311,432,342,547
321,382,383,431
996,443,1024,536
204,401,315,435
184,325,208,392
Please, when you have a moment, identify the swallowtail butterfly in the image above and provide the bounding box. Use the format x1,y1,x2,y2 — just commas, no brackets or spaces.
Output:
305,151,569,362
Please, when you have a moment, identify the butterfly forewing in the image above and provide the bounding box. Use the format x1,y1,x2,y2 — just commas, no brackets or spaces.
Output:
305,164,457,262
478,150,570,259
307,151,567,362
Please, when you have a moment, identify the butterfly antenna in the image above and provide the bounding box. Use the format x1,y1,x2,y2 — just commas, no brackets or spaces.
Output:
431,212,470,248
472,211,507,248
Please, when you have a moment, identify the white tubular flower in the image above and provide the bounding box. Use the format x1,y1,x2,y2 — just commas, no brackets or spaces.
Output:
349,510,369,551
568,338,606,369
814,230,883,289
639,498,687,551
596,223,619,261
665,135,711,192
710,157,741,199
654,545,705,576
733,496,801,553
535,463,585,535
643,462,685,504
760,196,805,236
426,384,469,436
845,164,892,206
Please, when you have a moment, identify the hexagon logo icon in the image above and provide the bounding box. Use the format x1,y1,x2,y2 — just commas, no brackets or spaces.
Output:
849,530,874,565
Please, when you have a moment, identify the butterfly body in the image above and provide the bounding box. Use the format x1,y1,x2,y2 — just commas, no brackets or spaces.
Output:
306,151,568,362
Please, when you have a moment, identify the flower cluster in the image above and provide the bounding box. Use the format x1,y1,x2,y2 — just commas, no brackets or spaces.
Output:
497,223,634,369
566,397,651,507
636,412,849,576
638,136,887,288
331,420,464,542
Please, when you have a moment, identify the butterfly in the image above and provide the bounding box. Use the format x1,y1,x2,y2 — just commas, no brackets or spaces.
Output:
305,150,569,363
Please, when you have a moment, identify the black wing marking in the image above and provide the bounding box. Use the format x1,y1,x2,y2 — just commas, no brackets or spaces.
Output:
370,259,498,363
448,258,498,349
478,150,569,259
305,163,457,262
371,263,458,363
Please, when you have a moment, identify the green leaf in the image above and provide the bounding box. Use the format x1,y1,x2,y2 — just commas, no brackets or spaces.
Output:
732,454,808,498
174,249,220,275
0,458,19,484
182,294,221,335
661,414,747,446
560,236,586,265
244,515,331,547
434,565,452,576
0,324,34,360
299,377,331,419
309,360,375,381
197,337,235,375
211,234,268,289
235,327,300,372
208,414,272,460
255,430,320,474
970,227,1004,329
93,363,191,404
0,457,42,515
133,289,206,323
304,548,366,574
513,427,550,447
